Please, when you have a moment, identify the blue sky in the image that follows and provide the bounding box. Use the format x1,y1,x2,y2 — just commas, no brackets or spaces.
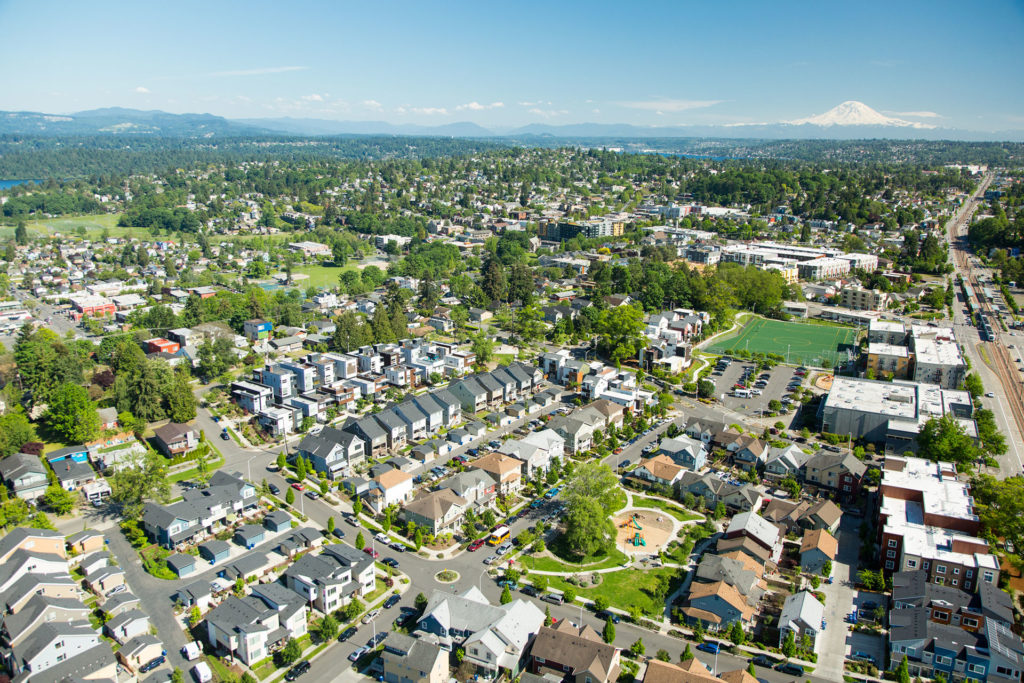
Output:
1,0,1022,131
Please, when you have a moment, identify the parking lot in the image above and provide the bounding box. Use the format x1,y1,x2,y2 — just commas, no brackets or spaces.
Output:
707,359,804,417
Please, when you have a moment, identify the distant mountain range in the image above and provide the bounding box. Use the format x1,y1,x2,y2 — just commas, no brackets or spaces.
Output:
1,102,1020,141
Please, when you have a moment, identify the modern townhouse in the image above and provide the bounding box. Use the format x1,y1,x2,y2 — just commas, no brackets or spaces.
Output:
205,592,304,666
724,512,784,564
410,393,445,433
394,400,430,442
416,587,545,677
320,352,359,380
282,544,375,614
142,471,258,549
800,450,866,498
0,550,69,594
373,408,409,452
5,622,103,678
279,360,318,394
0,528,66,562
890,570,1024,682
230,380,273,413
0,595,90,648
546,414,594,455
253,364,295,402
297,427,366,480
381,633,448,683
344,415,389,459
450,376,489,414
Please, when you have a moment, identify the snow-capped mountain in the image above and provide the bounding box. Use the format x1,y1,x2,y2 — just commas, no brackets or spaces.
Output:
788,101,936,129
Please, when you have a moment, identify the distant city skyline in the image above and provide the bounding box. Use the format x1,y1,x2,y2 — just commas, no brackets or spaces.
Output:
1,0,1022,131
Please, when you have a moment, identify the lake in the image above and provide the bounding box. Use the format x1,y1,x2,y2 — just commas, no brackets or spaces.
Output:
0,179,44,190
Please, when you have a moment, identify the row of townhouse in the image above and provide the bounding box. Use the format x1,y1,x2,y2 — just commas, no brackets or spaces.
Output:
545,399,626,455
142,470,260,549
0,527,174,679
889,569,1024,682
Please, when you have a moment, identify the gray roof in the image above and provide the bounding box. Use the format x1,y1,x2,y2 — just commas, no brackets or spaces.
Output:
412,393,445,416
264,509,292,527
198,540,231,557
106,607,149,632
51,458,95,483
220,552,269,579
4,574,76,611
120,633,162,659
298,426,357,458
2,595,89,639
350,415,386,440
11,621,98,670
102,591,140,614
175,580,212,603
374,408,407,432
15,639,115,683
206,595,275,635
234,524,265,542
0,527,62,560
0,549,67,589
65,529,103,546
166,553,196,572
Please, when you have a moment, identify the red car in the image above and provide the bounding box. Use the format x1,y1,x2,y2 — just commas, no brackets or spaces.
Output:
468,538,486,552
734,383,746,389
290,482,305,491
363,547,380,559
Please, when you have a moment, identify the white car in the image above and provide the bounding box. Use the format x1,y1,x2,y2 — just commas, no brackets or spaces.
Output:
375,532,390,544
361,609,381,624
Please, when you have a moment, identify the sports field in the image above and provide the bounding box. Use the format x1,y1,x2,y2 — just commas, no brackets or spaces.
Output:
705,317,860,367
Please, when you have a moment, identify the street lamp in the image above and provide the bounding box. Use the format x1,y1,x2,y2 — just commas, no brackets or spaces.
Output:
245,454,258,483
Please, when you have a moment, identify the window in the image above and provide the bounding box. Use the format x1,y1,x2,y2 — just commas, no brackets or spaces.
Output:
907,560,918,569
885,560,894,570
984,571,995,582
933,611,950,622
936,565,947,574
924,561,930,570
935,577,944,585
964,581,972,590
843,485,851,492
969,663,985,674
963,618,978,628
935,656,951,666
952,580,958,586
953,567,960,575
888,550,897,558
966,570,973,579
888,539,898,548
536,658,545,664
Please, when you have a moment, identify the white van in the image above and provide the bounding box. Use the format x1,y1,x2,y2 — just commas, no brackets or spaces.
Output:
733,389,752,398
181,642,201,661
192,662,212,683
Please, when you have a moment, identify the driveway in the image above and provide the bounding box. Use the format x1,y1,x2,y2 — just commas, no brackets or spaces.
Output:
814,513,859,680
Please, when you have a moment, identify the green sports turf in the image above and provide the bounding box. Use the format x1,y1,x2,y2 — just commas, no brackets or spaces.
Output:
705,317,859,367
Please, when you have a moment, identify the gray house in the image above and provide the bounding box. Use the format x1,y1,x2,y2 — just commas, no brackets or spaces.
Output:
297,427,366,480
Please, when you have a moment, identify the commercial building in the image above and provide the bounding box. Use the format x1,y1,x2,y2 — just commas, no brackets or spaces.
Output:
819,377,974,453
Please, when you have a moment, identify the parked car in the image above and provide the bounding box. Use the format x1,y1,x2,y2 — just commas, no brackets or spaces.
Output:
696,642,720,655
106,585,127,597
389,541,407,552
219,430,230,441
284,661,310,681
775,662,804,676
361,609,381,624
521,585,539,597
331,528,345,539
375,532,390,544
542,593,564,605
345,515,359,527
362,547,380,559
382,557,399,568
366,631,388,648
304,491,319,500
338,627,357,642
268,484,281,495
348,646,369,662
290,482,305,491
596,610,620,624
750,655,778,668
140,656,166,673
383,594,401,609
849,652,876,665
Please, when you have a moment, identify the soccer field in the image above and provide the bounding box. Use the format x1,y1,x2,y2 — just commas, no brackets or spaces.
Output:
705,317,860,366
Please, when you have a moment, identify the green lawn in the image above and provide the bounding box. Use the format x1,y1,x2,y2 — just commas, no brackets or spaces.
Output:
521,549,628,573
705,316,859,367
290,264,361,289
545,567,681,616
7,213,137,239
167,455,225,484
630,497,704,522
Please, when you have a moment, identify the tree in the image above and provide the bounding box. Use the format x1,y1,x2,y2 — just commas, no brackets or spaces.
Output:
326,516,335,534
964,372,984,400
279,638,302,666
355,531,365,550
896,655,910,683
44,485,75,515
0,412,34,457
234,577,245,597
747,662,756,676
276,452,286,469
188,606,202,627
603,617,616,644
285,487,295,505
499,584,512,604
14,220,28,245
781,629,796,657
532,574,548,593
564,496,616,557
629,639,645,657
316,614,339,642
295,457,307,481
166,371,197,422
729,620,746,646
822,559,832,577
171,669,184,683
482,508,496,528
681,644,693,661
352,498,362,517
415,592,428,612
45,383,99,443
563,588,577,603
544,606,553,626
594,596,610,612
597,304,647,365
109,449,170,509
697,379,715,399
917,414,979,469
343,598,364,622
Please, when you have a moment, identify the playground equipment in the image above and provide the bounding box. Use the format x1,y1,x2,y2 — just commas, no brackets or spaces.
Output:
620,513,643,531
630,532,646,547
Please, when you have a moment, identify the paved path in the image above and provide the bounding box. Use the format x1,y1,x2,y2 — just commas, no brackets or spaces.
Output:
815,513,860,680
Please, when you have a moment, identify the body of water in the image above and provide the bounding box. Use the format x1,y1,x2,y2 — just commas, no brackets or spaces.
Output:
0,179,44,190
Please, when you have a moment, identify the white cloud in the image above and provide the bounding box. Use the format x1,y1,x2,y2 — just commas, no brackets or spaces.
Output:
885,110,943,119
206,66,308,77
529,108,569,118
411,107,448,115
592,108,600,114
456,101,504,111
361,99,383,111
618,98,723,112
301,94,326,102
134,86,150,94
518,100,553,107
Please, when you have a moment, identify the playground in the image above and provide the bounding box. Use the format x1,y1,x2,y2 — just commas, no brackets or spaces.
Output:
613,509,674,556
704,316,860,367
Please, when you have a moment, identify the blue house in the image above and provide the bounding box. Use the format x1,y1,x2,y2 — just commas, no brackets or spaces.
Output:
659,436,707,471
166,553,197,578
45,445,89,465
263,510,292,533
198,540,231,565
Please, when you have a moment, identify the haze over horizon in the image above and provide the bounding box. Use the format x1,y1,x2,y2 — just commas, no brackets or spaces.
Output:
1,0,1023,133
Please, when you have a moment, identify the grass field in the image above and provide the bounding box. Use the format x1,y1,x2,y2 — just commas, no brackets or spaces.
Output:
705,316,859,366
1,213,140,240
